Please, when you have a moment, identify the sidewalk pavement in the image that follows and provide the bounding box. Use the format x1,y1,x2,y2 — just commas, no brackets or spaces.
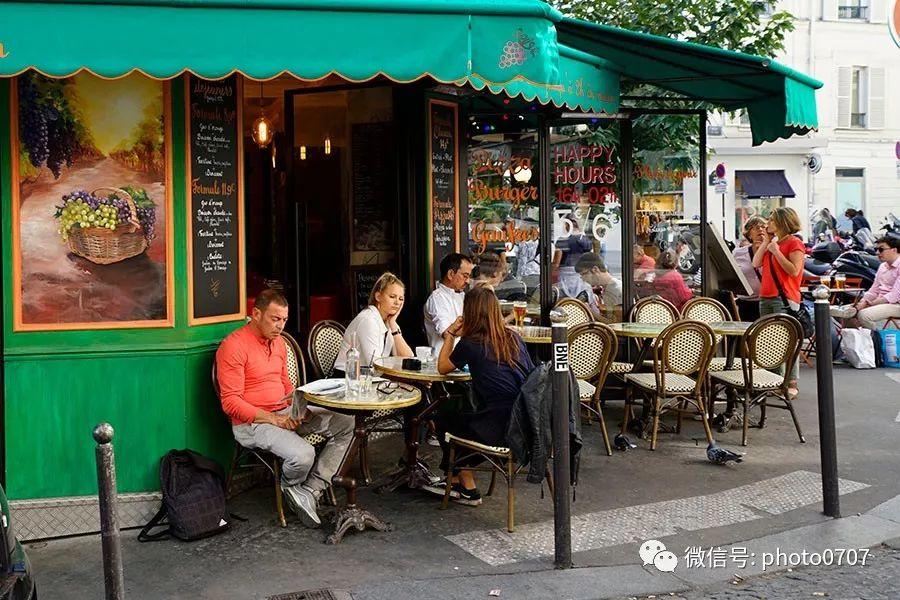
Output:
24,367,900,599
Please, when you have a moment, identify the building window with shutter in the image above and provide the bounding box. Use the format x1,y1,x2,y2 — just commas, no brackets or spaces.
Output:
837,66,885,129
838,0,869,19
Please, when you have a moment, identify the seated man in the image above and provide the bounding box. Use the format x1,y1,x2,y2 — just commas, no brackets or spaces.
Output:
575,252,623,310
424,252,473,356
216,289,354,527
831,235,900,330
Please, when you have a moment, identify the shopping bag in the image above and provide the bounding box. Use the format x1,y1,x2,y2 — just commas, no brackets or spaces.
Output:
840,328,877,369
881,329,900,369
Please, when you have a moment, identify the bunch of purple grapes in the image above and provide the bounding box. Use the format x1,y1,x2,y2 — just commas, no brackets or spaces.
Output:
136,205,156,241
60,189,100,209
18,76,50,168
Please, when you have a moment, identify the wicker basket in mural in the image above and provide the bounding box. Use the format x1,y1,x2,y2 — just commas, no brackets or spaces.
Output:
67,187,148,265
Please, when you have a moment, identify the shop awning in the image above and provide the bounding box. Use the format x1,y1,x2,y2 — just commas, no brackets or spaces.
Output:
735,170,796,198
555,18,822,145
0,0,618,113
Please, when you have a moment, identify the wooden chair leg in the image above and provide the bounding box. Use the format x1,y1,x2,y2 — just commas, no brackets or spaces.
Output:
507,455,515,533
441,444,456,510
650,397,661,451
323,486,338,507
785,396,806,443
759,398,767,428
596,401,613,456
698,396,714,445
620,386,633,435
741,389,751,446
545,469,554,496
273,459,287,528
486,470,497,497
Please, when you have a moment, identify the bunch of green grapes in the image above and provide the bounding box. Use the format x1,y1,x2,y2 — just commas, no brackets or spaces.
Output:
55,190,119,242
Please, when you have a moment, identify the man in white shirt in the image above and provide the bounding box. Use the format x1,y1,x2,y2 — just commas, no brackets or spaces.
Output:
424,253,473,355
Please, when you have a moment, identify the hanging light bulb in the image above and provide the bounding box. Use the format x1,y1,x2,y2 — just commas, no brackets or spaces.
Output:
299,145,307,160
324,135,332,155
251,81,274,148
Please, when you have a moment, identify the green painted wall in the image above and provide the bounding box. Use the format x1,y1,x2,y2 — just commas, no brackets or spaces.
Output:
1,77,241,500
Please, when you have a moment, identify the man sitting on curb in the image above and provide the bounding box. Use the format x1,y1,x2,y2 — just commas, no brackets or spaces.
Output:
831,236,900,330
216,289,354,527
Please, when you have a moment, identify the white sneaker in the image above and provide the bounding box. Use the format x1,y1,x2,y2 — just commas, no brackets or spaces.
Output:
282,484,321,528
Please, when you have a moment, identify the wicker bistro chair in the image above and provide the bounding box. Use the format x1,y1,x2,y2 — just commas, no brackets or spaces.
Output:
214,331,333,528
709,314,806,447
568,322,617,456
307,320,346,380
554,298,594,328
621,320,716,450
439,435,521,532
680,297,740,373
629,295,680,325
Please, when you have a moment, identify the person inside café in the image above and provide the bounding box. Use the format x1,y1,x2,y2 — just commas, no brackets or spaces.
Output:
731,216,766,321
830,235,900,329
334,272,414,374
575,252,622,312
651,249,694,310
471,251,507,290
633,244,656,281
431,286,534,505
424,252,474,355
216,289,354,528
754,206,805,398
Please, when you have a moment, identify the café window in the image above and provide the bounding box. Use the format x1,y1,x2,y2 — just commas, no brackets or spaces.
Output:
466,114,540,319
631,114,701,311
549,120,623,322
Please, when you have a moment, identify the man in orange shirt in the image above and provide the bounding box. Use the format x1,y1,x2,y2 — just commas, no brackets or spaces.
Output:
216,289,353,527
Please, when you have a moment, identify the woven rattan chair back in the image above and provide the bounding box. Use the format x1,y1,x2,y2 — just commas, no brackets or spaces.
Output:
743,313,802,372
555,298,594,328
629,295,679,325
655,320,715,377
568,322,617,383
308,320,345,379
281,331,308,386
681,297,730,322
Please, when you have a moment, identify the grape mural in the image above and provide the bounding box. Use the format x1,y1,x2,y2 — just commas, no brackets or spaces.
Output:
14,70,170,329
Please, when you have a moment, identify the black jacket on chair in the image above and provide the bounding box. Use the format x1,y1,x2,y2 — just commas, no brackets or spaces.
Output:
506,362,582,485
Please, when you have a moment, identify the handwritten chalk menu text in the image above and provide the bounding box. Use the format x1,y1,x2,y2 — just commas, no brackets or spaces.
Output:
428,100,460,283
188,75,243,322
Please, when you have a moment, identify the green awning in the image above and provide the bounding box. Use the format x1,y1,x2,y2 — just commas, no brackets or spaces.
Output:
555,18,822,145
0,0,617,112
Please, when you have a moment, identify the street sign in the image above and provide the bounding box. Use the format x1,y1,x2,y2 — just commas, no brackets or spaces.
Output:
714,177,727,194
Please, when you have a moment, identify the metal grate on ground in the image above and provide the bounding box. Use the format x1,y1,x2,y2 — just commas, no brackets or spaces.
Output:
267,589,352,600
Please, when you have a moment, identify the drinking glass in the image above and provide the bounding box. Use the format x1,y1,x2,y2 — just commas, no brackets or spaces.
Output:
358,366,373,399
819,275,831,288
513,301,527,327
834,273,846,290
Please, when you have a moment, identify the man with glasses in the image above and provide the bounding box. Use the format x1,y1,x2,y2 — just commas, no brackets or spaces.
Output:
831,236,900,330
424,253,474,355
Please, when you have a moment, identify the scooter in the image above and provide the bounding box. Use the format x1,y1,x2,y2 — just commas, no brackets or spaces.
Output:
828,250,880,290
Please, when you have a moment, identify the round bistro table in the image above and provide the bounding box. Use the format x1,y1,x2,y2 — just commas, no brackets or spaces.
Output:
303,384,421,544
373,357,471,492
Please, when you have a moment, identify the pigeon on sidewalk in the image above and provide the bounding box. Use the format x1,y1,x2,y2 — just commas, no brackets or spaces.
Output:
706,442,743,465
614,433,637,451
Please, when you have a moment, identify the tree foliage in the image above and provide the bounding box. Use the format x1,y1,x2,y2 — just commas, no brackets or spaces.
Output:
549,0,795,156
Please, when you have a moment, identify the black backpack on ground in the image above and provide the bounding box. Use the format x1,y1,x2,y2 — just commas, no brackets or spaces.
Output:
138,449,229,542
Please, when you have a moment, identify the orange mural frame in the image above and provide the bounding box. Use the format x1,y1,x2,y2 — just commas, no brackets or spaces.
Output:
185,75,246,326
9,76,175,332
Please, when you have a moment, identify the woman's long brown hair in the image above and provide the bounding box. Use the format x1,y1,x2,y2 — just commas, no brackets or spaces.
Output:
461,286,520,366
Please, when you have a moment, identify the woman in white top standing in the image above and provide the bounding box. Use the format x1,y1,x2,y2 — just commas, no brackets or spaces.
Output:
333,272,414,375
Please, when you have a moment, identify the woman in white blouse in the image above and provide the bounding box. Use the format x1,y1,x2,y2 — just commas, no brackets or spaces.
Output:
334,272,414,374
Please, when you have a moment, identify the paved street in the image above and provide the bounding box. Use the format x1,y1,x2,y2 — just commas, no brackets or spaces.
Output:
629,543,900,600
24,367,900,599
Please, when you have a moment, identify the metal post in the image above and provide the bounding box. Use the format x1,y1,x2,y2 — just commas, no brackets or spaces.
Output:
538,114,552,326
812,287,840,518
551,322,572,569
94,423,125,600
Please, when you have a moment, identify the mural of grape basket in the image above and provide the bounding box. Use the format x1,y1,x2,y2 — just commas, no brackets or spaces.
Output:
55,186,157,265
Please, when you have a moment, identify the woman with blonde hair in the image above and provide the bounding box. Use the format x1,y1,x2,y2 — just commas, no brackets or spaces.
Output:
732,216,768,321
431,286,534,505
334,272,413,374
752,207,805,397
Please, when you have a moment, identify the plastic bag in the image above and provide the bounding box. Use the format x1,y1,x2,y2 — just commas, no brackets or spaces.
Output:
840,328,876,369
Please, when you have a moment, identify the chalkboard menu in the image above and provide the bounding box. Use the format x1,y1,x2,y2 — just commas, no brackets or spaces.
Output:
428,100,459,283
352,266,384,316
187,75,244,324
352,122,395,251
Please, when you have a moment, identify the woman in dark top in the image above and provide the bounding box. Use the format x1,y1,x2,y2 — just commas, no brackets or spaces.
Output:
435,286,534,504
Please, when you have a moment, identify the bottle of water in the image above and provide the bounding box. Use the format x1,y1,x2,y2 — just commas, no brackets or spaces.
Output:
345,331,360,398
